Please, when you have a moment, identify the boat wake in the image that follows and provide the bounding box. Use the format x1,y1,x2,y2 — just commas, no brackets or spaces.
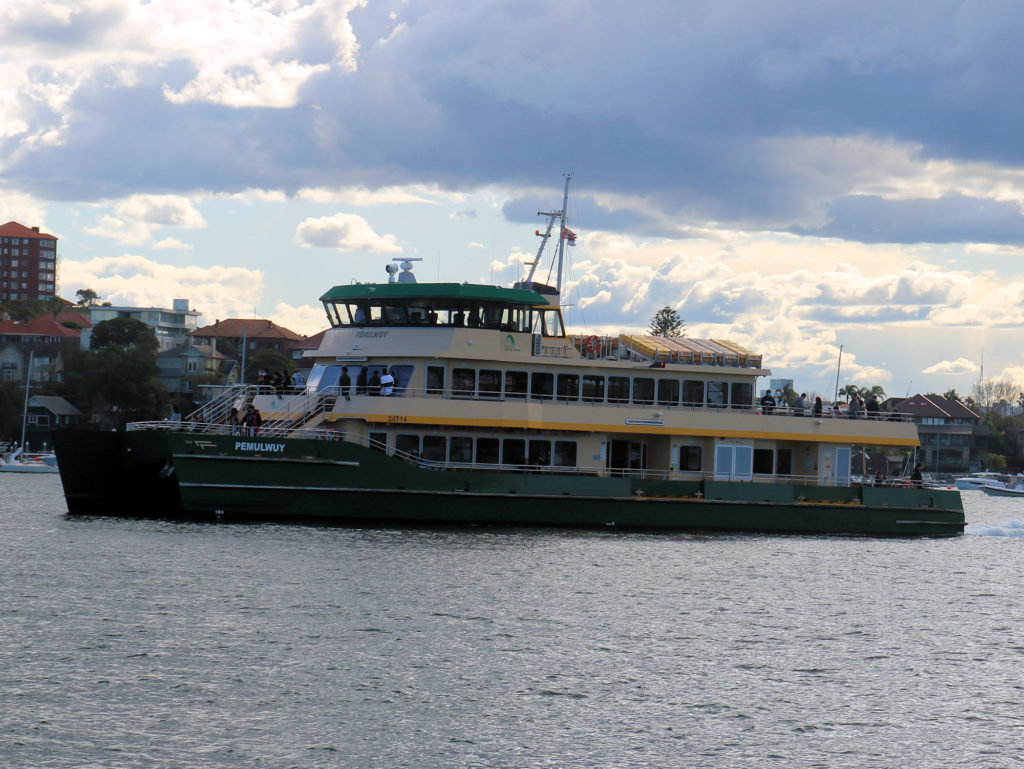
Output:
966,519,1024,537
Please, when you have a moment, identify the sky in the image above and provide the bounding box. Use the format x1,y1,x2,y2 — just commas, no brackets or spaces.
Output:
4,0,1024,401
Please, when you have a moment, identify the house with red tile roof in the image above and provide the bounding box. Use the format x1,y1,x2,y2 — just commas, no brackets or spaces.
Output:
891,393,981,473
190,318,305,366
0,314,82,384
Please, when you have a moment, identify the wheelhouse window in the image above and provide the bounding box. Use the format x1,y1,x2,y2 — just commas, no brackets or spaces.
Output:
452,368,476,397
531,372,553,400
581,374,605,403
505,370,528,399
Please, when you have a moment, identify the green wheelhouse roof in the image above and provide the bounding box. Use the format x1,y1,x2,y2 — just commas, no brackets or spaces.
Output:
319,282,551,306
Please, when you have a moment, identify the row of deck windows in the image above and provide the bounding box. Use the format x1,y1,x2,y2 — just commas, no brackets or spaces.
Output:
437,366,754,408
379,433,579,467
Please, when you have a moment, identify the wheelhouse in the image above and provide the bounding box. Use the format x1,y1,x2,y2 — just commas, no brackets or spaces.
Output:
319,282,566,337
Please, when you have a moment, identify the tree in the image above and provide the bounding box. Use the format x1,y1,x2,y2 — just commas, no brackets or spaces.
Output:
75,288,100,307
90,317,159,354
971,377,1022,412
648,306,685,337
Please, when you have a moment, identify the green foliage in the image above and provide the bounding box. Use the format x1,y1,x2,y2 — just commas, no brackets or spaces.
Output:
0,381,23,442
840,384,886,401
90,318,159,355
74,288,100,307
244,349,292,384
0,296,67,320
648,306,685,337
983,453,1007,472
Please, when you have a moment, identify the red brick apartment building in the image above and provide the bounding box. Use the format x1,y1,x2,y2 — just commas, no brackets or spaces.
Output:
0,221,59,301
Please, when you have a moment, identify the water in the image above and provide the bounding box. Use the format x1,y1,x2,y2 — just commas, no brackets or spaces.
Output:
2,475,1023,769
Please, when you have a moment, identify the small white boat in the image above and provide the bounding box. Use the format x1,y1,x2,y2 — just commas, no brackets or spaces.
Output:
981,476,1024,497
0,448,59,473
955,471,1009,490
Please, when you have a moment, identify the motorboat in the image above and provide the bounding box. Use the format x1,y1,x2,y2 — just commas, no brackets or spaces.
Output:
954,471,1010,491
0,447,59,473
981,476,1024,497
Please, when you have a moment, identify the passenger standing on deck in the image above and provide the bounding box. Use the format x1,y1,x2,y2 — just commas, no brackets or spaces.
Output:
356,367,368,395
911,462,923,487
380,368,395,396
760,390,775,415
292,369,305,390
228,407,240,435
369,370,382,395
865,393,880,419
848,394,862,419
340,367,351,400
793,392,806,416
244,404,262,436
813,397,823,418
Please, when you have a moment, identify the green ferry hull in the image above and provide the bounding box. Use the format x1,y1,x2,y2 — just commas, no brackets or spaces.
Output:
53,430,965,537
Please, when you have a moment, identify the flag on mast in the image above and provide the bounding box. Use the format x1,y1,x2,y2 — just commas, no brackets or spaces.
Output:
560,226,577,245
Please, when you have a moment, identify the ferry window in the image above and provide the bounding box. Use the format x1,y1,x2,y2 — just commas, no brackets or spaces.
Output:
505,371,528,399
657,379,680,406
531,372,553,400
556,373,579,401
389,364,414,396
608,376,630,404
680,446,701,471
553,441,577,468
479,369,502,398
315,364,342,391
502,439,526,466
753,449,774,475
707,381,727,408
632,377,655,405
682,380,704,407
529,440,551,466
452,368,476,397
368,431,387,453
476,437,499,465
305,364,327,390
730,382,753,409
581,374,605,403
422,436,446,462
396,434,420,457
384,305,407,323
449,437,473,464
426,366,445,395
368,305,385,324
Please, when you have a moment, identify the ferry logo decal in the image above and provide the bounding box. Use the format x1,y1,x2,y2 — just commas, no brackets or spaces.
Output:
503,334,519,351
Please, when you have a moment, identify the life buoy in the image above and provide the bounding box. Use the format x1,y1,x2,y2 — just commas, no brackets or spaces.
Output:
584,335,601,356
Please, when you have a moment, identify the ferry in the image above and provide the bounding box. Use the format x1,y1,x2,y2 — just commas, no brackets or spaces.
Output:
53,178,964,536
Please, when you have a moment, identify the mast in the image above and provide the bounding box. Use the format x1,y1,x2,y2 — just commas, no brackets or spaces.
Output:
522,173,572,292
20,349,33,451
555,173,571,294
833,344,844,403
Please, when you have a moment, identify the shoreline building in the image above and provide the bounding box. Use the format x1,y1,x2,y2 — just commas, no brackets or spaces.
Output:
0,222,58,301
81,299,202,351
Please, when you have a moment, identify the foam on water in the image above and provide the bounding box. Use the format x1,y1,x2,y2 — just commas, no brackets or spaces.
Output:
966,518,1024,537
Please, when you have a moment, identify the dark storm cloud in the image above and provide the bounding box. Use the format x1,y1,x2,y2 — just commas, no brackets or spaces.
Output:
7,0,1024,246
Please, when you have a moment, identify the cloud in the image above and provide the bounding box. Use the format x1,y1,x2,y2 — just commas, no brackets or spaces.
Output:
923,357,980,376
59,253,263,321
152,237,193,250
294,212,401,252
270,301,330,337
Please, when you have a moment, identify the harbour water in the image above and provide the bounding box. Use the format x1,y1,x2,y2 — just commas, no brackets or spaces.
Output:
2,474,1022,768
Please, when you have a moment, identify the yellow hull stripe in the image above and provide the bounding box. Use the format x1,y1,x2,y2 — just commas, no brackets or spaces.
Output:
340,413,920,447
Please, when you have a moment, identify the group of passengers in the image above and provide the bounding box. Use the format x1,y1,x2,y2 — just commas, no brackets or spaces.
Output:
760,390,883,419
